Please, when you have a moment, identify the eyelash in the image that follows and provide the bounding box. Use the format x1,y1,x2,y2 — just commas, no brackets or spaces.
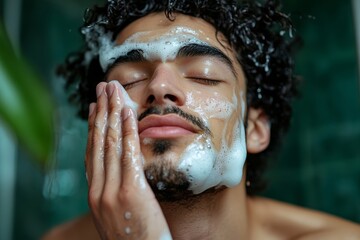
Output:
122,80,143,90
121,77,221,89
192,78,222,86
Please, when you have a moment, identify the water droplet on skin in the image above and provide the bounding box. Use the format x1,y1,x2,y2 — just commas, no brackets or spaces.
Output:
124,211,132,220
125,227,131,235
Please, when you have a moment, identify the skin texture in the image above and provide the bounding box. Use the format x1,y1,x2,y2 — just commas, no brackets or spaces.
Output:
42,13,360,240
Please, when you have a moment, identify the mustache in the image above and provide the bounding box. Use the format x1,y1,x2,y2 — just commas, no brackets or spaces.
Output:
138,106,212,136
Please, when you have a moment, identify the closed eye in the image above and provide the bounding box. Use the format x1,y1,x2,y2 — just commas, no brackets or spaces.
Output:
122,79,147,90
191,77,222,86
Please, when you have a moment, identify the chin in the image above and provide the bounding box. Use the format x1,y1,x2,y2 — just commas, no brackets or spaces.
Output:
144,159,226,203
155,185,226,208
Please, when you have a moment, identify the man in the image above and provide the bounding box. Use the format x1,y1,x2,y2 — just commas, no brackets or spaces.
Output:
43,0,360,239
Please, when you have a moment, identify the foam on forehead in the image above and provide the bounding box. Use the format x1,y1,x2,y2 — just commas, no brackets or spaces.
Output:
98,27,209,72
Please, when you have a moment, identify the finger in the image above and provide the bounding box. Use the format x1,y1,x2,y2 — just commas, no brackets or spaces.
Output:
85,102,97,185
121,107,146,188
88,82,108,201
103,81,124,189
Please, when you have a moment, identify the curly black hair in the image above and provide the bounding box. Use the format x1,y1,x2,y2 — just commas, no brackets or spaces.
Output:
58,0,300,195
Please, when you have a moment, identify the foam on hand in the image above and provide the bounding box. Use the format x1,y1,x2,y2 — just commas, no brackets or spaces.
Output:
109,80,138,112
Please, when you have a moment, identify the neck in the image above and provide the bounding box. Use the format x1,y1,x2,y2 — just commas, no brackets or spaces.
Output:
160,183,250,240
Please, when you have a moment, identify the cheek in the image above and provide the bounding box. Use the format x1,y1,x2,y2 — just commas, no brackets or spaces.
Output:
224,109,243,145
185,90,243,149
185,90,235,118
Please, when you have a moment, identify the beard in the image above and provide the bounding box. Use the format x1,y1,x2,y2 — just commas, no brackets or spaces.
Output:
151,139,172,155
143,139,192,201
144,139,224,203
144,159,193,202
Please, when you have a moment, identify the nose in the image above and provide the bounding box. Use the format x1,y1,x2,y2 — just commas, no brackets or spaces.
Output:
144,64,186,106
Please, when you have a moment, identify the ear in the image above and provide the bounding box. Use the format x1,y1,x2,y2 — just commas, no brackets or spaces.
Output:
246,108,271,154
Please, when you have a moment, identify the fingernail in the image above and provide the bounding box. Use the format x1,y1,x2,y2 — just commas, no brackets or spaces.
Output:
106,82,115,97
96,84,103,97
89,103,96,116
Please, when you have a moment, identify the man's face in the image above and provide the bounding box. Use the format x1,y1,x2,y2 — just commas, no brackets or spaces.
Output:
103,13,247,200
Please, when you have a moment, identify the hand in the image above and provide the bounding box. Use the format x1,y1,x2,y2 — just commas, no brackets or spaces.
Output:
85,81,172,240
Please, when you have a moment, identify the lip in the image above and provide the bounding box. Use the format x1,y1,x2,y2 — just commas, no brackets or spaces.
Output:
138,114,199,138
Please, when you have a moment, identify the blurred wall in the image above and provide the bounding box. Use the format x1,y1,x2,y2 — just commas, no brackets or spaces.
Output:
263,0,360,222
2,0,359,239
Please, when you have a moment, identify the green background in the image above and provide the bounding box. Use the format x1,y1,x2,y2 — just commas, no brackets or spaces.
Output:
0,0,359,239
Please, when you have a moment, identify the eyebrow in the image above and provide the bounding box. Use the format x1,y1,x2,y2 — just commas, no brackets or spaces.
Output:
104,49,146,79
177,43,236,75
105,43,237,77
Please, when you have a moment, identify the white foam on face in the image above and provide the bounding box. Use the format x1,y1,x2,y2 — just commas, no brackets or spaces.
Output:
180,121,246,194
179,90,247,194
177,135,215,191
185,92,235,119
99,27,209,72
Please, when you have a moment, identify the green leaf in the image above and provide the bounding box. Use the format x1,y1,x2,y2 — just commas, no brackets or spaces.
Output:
0,22,54,166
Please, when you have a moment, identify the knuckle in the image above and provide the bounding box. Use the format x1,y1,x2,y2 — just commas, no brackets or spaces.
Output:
121,155,132,171
122,125,138,144
105,132,118,146
92,127,103,142
104,140,117,155
121,143,140,166
94,119,104,130
100,194,116,211
116,189,131,205
95,99,105,113
88,189,100,210
90,137,102,151
108,101,119,114
87,122,94,132
122,124,134,139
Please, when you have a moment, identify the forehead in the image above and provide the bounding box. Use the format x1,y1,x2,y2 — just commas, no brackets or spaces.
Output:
111,12,246,91
115,13,233,55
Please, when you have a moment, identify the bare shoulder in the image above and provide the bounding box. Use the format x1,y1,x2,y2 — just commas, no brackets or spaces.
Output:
248,196,360,240
41,213,99,240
